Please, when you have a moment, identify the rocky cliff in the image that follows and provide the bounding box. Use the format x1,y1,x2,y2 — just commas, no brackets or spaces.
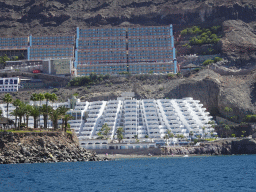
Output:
0,0,256,36
0,132,107,164
167,138,256,155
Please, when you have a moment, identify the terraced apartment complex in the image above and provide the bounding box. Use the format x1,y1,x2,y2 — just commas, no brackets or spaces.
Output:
0,25,177,75
0,93,215,149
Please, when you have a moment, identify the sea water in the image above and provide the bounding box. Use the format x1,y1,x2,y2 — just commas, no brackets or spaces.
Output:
0,155,256,192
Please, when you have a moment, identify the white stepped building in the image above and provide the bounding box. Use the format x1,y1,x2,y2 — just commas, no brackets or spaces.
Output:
0,93,216,149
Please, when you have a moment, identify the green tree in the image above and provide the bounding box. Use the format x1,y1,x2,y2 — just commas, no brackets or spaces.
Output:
49,108,61,130
58,106,70,131
224,107,233,119
224,124,230,138
12,56,19,61
44,93,58,129
116,127,124,143
64,114,74,132
16,102,26,129
30,93,39,105
189,131,194,140
30,106,40,128
24,104,33,128
37,93,45,106
134,134,139,142
13,99,22,129
3,93,13,120
0,55,10,66
99,123,111,139
41,104,53,129
203,59,214,66
241,130,246,137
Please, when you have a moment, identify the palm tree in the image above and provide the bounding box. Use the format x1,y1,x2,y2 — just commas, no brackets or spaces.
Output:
30,106,40,128
44,93,58,129
30,93,39,105
24,104,33,128
41,104,53,129
189,131,194,140
13,99,21,129
98,123,111,139
49,108,62,130
49,93,58,104
63,114,73,132
3,93,13,120
37,93,45,106
58,106,69,131
10,110,18,129
16,102,26,130
116,127,124,143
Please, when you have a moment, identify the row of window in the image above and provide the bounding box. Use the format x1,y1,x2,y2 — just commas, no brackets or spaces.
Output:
31,54,73,57
78,51,126,55
78,66,126,69
80,28,126,32
0,89,18,92
78,45,125,49
79,39,126,43
79,34,126,38
32,42,74,46
128,33,170,36
30,48,73,51
32,36,74,40
0,79,18,85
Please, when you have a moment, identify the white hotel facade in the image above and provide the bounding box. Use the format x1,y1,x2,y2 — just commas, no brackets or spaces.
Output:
0,93,216,149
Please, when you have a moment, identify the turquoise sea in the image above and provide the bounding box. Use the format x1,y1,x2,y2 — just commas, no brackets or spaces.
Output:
0,155,256,192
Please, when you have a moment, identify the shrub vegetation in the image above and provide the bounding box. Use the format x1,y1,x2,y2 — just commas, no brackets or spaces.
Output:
181,25,222,46
68,73,110,87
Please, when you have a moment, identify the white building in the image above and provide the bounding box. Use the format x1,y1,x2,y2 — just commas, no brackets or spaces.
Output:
0,93,216,149
0,77,19,92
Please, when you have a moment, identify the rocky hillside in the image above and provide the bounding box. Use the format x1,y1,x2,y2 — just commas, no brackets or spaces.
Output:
167,138,256,155
0,132,107,164
1,68,256,122
0,0,256,36
1,0,256,121
1,0,256,66
221,20,256,67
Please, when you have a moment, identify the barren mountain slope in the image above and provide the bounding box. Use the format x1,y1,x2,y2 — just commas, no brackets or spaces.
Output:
1,69,256,121
0,0,256,36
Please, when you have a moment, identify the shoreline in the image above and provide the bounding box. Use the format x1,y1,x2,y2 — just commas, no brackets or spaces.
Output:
97,153,211,160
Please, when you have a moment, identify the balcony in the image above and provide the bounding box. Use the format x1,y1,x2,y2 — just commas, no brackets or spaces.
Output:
88,109,100,113
90,101,103,106
125,124,137,128
88,114,98,118
149,132,161,136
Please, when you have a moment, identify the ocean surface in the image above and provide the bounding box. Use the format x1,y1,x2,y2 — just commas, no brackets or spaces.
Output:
0,155,256,192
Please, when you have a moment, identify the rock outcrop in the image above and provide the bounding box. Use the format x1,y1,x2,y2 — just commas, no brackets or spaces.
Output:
221,20,256,66
0,0,256,36
166,138,256,155
0,132,108,164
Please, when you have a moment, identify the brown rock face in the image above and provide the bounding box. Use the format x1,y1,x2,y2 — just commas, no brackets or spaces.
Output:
0,0,256,36
221,20,256,66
